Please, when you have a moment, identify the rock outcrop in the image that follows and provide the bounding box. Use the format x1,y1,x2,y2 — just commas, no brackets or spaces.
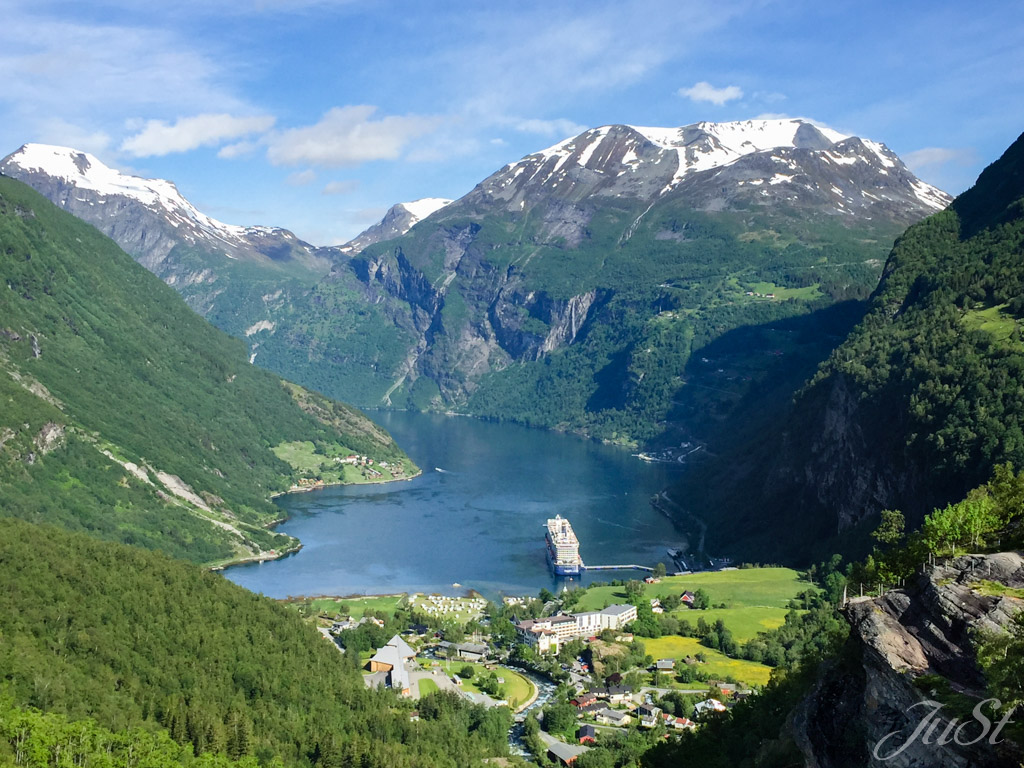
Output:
792,553,1024,767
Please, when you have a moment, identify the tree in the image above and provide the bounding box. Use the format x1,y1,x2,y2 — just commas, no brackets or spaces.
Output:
653,562,667,579
978,611,1024,712
691,589,710,610
872,509,905,546
543,701,576,734
624,580,646,605
458,664,475,679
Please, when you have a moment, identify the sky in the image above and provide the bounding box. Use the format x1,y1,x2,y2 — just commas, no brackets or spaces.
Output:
1,0,1022,246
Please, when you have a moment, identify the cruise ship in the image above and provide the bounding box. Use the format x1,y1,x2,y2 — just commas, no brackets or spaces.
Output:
545,515,583,576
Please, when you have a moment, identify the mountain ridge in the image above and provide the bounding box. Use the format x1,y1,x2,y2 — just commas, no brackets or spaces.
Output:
0,174,412,565
1,119,952,444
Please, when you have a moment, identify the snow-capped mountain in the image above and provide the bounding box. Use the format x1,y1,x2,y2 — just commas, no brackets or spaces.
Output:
322,118,952,420
341,197,452,254
0,144,330,279
461,118,949,233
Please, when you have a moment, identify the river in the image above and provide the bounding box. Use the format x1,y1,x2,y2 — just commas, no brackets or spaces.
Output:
225,411,686,600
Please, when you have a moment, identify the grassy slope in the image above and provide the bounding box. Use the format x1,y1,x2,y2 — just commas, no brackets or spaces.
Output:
580,568,805,687
577,569,804,621
0,176,412,564
641,637,772,687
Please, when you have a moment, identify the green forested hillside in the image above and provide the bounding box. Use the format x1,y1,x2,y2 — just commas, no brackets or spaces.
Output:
683,131,1024,562
262,202,901,445
0,520,511,767
0,176,412,563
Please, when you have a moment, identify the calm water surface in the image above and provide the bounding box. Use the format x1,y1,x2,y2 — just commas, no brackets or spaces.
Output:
225,411,686,600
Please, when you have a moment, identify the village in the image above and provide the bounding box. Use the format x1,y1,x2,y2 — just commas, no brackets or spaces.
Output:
290,566,806,765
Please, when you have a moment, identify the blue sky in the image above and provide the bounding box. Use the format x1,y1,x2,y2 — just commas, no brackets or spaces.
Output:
1,0,1022,245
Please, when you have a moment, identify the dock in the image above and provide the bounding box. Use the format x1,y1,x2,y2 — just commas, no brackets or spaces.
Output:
582,564,654,572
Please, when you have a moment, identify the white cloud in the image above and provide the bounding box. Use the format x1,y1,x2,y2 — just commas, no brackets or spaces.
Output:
218,140,260,159
903,147,974,170
265,106,440,168
35,119,112,155
679,81,744,106
0,9,251,154
322,180,359,195
121,113,275,157
514,118,588,137
286,169,317,186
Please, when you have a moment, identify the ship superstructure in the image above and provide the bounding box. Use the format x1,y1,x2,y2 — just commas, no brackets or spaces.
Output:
545,515,583,575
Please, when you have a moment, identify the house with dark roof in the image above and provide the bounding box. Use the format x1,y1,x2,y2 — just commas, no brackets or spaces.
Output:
438,640,489,661
577,725,597,744
547,741,586,765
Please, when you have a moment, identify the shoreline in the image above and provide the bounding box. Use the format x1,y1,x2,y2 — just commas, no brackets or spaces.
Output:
208,541,303,572
211,468,423,571
270,467,423,499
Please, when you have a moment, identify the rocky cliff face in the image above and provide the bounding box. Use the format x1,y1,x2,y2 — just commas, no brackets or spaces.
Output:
331,119,949,418
792,552,1024,767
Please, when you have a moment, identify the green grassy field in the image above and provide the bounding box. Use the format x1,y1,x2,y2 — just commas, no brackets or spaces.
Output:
273,440,417,486
670,606,791,641
575,568,806,642
437,661,535,709
963,304,1018,344
577,568,804,608
285,594,406,620
642,636,773,687
417,678,439,697
742,280,824,301
409,594,487,623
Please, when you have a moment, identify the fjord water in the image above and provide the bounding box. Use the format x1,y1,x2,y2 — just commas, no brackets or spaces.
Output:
225,411,685,599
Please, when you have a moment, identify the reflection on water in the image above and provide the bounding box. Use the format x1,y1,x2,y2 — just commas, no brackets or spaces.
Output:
225,411,687,600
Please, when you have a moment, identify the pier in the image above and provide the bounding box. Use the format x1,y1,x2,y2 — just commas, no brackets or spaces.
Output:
582,564,654,572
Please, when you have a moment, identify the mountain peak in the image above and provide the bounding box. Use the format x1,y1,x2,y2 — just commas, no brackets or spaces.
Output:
1,143,329,285
341,197,453,253
3,142,247,240
478,117,950,217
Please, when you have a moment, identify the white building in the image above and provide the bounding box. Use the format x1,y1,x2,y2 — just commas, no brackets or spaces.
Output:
515,604,638,653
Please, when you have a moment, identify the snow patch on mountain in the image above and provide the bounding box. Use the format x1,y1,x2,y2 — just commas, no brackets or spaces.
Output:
400,197,452,223
7,144,249,242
